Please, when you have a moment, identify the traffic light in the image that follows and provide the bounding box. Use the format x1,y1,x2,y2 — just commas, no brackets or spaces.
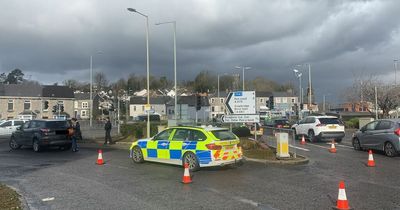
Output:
268,96,274,110
44,101,49,109
196,95,201,111
60,105,64,112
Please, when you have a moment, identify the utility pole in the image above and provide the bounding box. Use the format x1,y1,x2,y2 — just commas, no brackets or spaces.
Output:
375,86,378,120
308,63,312,111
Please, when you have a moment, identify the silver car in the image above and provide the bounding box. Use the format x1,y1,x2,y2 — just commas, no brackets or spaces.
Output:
352,119,400,157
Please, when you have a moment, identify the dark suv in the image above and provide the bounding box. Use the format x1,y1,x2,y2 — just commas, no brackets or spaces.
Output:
9,119,71,152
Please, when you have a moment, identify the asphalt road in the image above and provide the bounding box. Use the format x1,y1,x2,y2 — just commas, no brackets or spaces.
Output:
1,133,400,210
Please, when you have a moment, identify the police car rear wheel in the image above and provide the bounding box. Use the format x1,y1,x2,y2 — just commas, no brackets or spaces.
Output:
132,146,144,163
183,152,200,172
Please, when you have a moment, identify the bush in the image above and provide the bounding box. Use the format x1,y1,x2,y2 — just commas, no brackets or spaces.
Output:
232,126,251,137
121,122,165,139
344,118,359,129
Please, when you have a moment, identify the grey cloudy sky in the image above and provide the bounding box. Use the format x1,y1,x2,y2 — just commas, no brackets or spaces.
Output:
1,0,400,103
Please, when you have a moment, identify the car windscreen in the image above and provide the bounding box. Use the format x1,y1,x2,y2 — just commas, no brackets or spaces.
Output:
45,121,68,129
318,118,342,124
211,130,237,140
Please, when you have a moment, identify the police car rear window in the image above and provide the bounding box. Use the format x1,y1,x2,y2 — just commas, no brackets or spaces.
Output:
211,130,236,140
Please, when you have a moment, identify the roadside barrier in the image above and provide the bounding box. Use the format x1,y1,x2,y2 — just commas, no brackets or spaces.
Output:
181,163,192,184
367,150,375,167
329,140,337,153
333,180,352,210
96,149,104,165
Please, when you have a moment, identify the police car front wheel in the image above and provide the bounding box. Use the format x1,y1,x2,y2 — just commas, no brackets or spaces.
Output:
132,146,144,163
183,152,200,172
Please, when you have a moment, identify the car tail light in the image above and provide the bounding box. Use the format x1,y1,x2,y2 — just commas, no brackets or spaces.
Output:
394,128,400,136
40,128,50,135
277,124,283,128
206,143,222,150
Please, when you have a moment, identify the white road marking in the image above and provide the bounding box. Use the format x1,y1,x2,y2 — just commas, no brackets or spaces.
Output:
336,144,353,149
289,145,310,151
42,197,55,202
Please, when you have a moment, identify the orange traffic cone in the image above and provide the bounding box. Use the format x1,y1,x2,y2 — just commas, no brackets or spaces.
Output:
333,180,351,210
181,163,192,184
367,150,375,167
329,140,337,153
96,149,104,165
300,135,306,145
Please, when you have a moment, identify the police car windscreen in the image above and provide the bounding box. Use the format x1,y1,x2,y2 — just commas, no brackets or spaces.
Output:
212,130,236,140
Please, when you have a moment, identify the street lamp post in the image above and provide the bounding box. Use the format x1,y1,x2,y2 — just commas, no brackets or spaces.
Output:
155,21,177,121
235,66,251,91
127,8,151,138
89,51,102,128
308,63,312,111
395,59,399,86
293,69,302,118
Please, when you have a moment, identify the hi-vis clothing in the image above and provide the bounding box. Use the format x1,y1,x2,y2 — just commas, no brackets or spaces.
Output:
129,126,243,167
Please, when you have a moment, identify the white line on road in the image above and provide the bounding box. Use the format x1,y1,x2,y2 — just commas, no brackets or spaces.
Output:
289,145,310,151
324,142,353,149
42,197,55,202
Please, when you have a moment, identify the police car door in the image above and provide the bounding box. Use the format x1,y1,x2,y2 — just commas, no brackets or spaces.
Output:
150,129,172,161
169,129,192,164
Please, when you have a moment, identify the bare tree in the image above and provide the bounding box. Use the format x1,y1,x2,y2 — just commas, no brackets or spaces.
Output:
94,72,108,91
345,74,400,118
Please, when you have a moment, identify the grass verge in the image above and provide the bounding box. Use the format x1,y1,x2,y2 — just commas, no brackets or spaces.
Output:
240,137,277,160
0,183,22,210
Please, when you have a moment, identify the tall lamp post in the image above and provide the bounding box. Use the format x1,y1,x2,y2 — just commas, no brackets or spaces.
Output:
395,59,399,86
127,8,151,138
155,21,177,121
89,51,102,128
235,66,251,91
293,69,302,118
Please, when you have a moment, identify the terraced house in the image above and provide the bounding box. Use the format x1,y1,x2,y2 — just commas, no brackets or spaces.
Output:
0,84,74,120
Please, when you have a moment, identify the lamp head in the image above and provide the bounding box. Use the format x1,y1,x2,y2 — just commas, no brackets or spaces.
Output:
127,8,136,12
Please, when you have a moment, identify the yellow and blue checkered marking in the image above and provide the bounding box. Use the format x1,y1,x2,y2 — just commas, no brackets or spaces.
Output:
136,139,212,164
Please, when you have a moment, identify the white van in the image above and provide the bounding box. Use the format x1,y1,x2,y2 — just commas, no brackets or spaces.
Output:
0,119,28,136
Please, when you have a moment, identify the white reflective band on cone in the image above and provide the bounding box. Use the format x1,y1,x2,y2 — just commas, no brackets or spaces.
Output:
338,189,347,200
184,168,190,176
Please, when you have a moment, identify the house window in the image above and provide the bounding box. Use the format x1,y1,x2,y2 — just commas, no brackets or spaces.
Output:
220,98,223,103
82,102,89,109
58,101,64,105
292,99,295,103
260,99,263,103
8,100,13,111
24,100,31,110
74,101,78,109
81,110,88,117
142,106,144,111
212,106,215,112
134,106,136,111
211,98,214,103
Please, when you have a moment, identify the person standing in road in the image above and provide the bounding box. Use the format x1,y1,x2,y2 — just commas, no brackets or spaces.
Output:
71,118,80,152
104,117,113,145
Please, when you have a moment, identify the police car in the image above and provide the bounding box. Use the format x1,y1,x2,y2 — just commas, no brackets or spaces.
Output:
129,126,243,171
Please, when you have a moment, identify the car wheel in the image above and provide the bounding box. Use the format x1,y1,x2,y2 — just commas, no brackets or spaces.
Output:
352,138,362,151
33,139,41,152
9,136,21,150
183,152,200,172
384,142,397,157
131,146,144,163
308,130,315,142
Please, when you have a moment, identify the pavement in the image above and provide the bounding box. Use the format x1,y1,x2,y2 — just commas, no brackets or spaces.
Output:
1,129,400,209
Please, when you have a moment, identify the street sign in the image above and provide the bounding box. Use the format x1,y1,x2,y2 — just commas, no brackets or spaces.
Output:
221,114,260,123
225,91,256,114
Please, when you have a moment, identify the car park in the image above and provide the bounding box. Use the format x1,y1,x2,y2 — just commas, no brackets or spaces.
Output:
129,126,243,171
292,115,345,142
0,119,28,136
352,119,400,157
9,119,71,152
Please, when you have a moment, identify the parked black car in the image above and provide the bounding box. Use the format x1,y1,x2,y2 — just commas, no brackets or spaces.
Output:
9,119,71,152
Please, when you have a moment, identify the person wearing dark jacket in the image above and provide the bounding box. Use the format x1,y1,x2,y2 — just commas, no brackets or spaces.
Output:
71,118,80,152
104,117,113,145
